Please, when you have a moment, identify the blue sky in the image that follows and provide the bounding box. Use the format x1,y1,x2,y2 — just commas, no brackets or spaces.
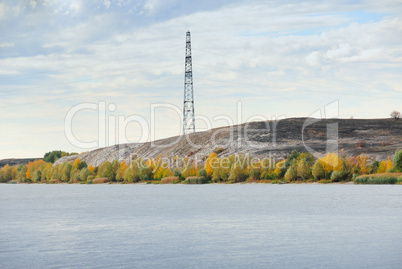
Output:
0,0,402,158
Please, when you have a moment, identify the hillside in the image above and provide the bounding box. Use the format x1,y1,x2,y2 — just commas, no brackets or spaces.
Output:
55,118,402,166
0,158,42,168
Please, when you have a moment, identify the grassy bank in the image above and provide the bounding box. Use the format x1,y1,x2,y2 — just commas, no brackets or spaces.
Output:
354,173,402,184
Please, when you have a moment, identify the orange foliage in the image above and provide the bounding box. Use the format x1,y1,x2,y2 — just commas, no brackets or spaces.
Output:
88,165,96,173
26,159,47,180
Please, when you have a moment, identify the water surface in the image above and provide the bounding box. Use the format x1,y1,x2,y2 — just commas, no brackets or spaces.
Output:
1,184,401,268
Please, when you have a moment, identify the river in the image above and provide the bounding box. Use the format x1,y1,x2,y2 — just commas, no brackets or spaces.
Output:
0,184,401,268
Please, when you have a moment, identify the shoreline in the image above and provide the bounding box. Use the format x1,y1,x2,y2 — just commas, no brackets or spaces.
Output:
0,181,384,185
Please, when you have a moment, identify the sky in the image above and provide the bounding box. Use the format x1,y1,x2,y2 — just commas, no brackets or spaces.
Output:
0,0,401,159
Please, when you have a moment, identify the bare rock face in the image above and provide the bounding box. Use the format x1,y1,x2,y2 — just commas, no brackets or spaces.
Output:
54,118,402,166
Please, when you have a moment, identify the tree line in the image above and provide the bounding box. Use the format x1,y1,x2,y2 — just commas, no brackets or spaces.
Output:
0,149,401,184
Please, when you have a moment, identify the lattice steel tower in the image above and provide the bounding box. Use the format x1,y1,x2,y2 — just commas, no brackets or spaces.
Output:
183,31,195,135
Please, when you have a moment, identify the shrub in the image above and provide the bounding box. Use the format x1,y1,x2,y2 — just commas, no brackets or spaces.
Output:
354,173,402,184
161,176,179,184
249,167,261,180
139,167,153,181
48,179,60,184
390,110,400,120
213,147,226,154
260,171,278,180
73,174,81,183
93,178,110,184
318,179,331,184
184,176,206,184
228,165,248,183
173,169,183,180
198,168,208,179
352,173,360,180
330,171,349,182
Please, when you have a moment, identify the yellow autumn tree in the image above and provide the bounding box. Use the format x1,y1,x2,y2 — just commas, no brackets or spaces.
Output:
205,152,218,177
181,158,197,178
386,157,393,171
116,161,129,182
320,153,339,174
377,161,387,173
356,154,369,174
274,160,284,176
72,158,81,169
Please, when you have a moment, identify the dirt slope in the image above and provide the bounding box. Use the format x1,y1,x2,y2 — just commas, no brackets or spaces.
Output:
55,118,402,166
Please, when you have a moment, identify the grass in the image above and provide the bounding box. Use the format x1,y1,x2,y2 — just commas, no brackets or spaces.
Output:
161,176,180,184
93,178,110,184
354,173,402,184
183,176,206,184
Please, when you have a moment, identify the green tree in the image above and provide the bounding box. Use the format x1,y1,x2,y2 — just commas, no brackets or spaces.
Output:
0,169,4,182
173,169,183,181
44,150,65,163
2,164,13,182
139,167,153,181
98,161,115,180
228,165,247,183
284,160,298,181
249,167,261,180
392,149,402,172
16,165,27,182
312,160,325,180
32,170,42,182
284,150,300,171
79,168,92,182
297,158,311,180
299,152,315,167
198,168,207,179
369,160,380,174
61,163,72,182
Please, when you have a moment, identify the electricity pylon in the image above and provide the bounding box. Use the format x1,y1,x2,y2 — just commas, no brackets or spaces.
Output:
183,31,195,135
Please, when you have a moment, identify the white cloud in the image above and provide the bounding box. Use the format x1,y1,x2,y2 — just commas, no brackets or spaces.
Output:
29,0,37,9
306,51,321,66
1,0,402,158
103,0,111,9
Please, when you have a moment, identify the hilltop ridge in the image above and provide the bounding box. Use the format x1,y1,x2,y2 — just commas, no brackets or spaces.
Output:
55,118,402,166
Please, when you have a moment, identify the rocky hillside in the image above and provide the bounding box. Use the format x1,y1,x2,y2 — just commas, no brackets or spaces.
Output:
55,118,402,166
